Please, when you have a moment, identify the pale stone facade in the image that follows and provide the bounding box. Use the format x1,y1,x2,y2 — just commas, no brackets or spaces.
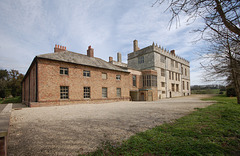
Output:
128,40,190,99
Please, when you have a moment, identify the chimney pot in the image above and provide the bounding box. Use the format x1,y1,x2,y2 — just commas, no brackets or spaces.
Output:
170,50,175,56
87,45,94,57
54,44,67,53
109,56,113,62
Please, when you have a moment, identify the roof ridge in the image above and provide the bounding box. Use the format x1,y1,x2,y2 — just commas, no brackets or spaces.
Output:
37,51,128,73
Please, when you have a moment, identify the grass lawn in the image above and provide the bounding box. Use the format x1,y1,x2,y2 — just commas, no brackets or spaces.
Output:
0,96,21,104
82,95,240,156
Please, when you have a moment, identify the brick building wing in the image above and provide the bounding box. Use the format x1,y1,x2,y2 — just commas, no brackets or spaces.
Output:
22,41,191,107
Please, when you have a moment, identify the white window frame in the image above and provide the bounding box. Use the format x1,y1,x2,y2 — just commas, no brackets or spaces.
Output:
60,86,69,99
83,70,90,77
60,67,68,75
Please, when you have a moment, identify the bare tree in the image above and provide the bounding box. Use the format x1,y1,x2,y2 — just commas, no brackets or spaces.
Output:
201,30,240,103
154,0,240,103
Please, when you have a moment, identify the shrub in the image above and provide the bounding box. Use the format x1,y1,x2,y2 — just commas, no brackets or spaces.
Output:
226,88,236,97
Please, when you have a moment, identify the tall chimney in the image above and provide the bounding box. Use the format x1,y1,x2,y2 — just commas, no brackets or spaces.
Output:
133,40,140,52
87,45,94,57
117,52,122,62
109,56,113,62
170,50,175,56
54,44,67,53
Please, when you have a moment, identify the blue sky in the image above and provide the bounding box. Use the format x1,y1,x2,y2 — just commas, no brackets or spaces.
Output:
0,0,210,85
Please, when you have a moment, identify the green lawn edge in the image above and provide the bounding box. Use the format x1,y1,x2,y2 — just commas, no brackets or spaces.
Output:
81,95,240,156
0,96,21,104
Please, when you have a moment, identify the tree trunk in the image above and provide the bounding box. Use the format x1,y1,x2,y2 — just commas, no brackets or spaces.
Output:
228,48,240,104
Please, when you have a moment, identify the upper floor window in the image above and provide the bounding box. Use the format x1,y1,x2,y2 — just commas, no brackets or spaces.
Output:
175,62,178,68
133,75,136,87
60,86,69,99
143,75,157,87
138,56,144,64
161,69,165,77
161,82,165,87
175,73,178,81
83,70,90,77
181,67,183,74
169,71,171,80
185,68,187,76
171,60,174,67
172,72,174,80
60,67,68,75
160,55,165,63
116,75,121,80
102,73,107,79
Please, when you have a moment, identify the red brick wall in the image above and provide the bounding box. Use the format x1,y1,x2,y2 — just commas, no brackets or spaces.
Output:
22,61,37,106
36,59,130,106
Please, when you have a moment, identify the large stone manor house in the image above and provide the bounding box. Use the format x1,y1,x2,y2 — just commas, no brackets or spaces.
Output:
22,40,190,107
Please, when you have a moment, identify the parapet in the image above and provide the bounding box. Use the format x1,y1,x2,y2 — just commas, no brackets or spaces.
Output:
128,40,189,65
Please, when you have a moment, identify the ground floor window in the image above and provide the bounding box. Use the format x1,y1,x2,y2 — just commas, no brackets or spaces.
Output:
84,87,90,98
117,88,121,97
102,87,107,98
60,86,69,99
176,84,179,92
172,84,175,91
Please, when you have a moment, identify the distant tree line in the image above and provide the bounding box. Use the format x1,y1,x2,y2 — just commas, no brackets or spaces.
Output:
0,69,24,98
191,85,226,90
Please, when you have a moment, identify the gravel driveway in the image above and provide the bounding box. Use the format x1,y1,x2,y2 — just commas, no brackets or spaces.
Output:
8,95,214,156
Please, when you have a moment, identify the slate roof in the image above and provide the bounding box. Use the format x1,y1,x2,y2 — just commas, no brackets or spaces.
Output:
37,51,129,73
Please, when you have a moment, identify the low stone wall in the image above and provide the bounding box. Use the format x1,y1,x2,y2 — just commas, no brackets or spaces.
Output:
0,104,12,156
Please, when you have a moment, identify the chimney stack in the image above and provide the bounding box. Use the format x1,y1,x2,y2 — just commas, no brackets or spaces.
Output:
117,52,122,62
133,40,140,52
109,56,113,62
54,44,67,53
87,45,94,57
170,50,175,56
